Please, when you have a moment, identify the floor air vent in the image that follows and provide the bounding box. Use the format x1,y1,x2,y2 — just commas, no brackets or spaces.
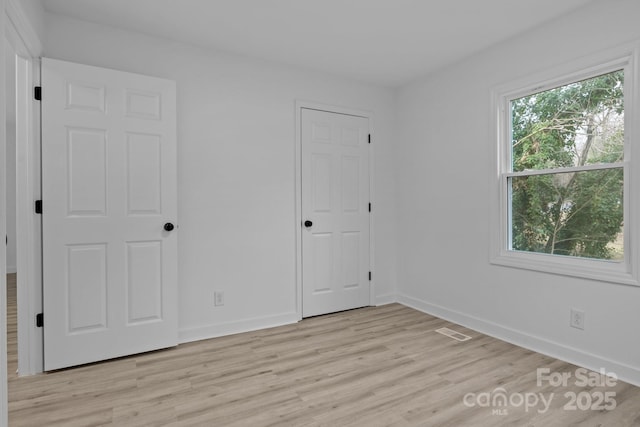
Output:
435,327,472,342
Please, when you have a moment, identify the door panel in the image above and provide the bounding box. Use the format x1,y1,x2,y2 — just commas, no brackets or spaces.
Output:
42,58,178,370
301,108,370,317
67,244,107,333
312,154,332,212
126,133,162,215
67,127,107,215
126,240,163,324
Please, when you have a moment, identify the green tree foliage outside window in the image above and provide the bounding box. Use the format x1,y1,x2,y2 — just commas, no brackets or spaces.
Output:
509,70,625,261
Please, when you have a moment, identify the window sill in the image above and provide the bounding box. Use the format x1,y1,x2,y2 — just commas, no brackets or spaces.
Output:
490,251,638,287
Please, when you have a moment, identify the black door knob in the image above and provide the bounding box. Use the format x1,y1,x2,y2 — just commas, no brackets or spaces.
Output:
304,220,313,228
164,223,175,231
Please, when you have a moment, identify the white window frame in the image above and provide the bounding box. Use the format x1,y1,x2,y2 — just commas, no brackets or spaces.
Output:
490,46,640,286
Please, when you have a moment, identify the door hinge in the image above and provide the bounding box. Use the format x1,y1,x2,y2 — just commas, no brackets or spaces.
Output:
35,200,42,214
369,203,371,212
34,86,42,101
36,313,43,328
368,134,371,144
369,271,372,281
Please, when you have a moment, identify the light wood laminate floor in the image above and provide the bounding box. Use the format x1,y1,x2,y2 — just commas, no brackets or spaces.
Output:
6,274,640,426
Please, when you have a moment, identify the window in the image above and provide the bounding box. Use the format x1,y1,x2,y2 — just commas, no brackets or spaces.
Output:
510,70,624,260
491,52,639,285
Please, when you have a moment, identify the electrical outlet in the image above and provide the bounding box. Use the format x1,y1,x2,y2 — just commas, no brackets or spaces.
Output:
214,291,225,307
570,309,585,330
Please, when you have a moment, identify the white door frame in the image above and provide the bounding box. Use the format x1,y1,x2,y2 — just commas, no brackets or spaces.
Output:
294,100,375,320
5,0,43,376
1,1,8,423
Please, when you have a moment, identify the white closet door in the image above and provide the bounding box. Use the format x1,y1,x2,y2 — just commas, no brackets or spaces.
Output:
301,108,370,317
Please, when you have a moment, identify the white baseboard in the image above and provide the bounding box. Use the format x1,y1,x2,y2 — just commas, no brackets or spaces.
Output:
178,312,299,344
397,293,640,388
375,293,397,306
6,266,17,274
178,292,399,344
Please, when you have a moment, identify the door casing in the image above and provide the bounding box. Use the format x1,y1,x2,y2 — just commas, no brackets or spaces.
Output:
5,0,43,376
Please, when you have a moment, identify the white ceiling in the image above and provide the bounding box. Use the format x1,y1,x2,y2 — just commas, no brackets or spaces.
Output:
42,0,597,87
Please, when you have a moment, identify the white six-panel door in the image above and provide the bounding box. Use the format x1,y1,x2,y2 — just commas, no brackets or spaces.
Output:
301,108,370,317
41,58,178,370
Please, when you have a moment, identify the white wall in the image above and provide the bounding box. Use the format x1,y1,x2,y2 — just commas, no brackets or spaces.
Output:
13,0,43,42
396,0,640,385
43,13,398,341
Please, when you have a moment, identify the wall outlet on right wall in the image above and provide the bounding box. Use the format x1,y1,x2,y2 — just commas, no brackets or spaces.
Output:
570,308,585,330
